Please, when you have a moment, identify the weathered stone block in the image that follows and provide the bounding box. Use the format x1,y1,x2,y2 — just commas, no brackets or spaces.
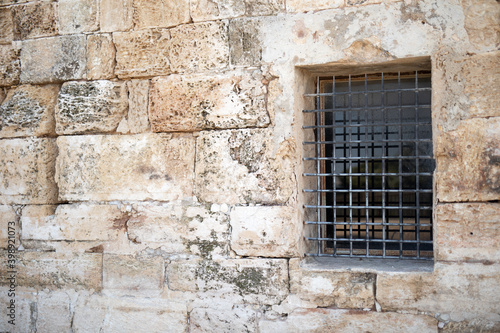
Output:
100,0,134,32
0,288,35,332
195,129,296,204
0,84,58,138
289,259,375,309
259,309,437,333
169,21,229,73
190,0,284,21
435,203,500,262
55,80,128,135
86,34,116,80
12,2,57,39
462,0,500,51
0,205,17,250
0,44,20,87
435,118,500,202
114,28,171,78
230,206,300,257
190,305,257,333
117,79,150,133
286,0,344,13
0,8,14,44
58,0,98,34
56,134,195,201
149,70,269,132
133,0,190,29
20,35,87,84
36,291,72,333
0,138,57,205
229,18,263,66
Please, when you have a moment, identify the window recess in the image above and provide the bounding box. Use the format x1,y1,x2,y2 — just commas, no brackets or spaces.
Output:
303,71,434,260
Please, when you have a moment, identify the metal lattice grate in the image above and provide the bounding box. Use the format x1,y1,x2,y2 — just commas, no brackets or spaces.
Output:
303,71,434,259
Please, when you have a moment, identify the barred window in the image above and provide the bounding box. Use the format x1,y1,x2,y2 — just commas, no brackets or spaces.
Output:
304,71,434,259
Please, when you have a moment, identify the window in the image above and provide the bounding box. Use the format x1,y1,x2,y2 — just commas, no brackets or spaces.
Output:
304,70,434,259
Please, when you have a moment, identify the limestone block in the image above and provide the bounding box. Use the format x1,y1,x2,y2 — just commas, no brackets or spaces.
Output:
435,203,500,262
103,254,164,296
114,28,172,78
11,2,57,39
21,204,126,242
0,138,58,205
149,70,269,132
55,80,128,135
259,309,437,333
58,0,98,34
441,321,500,333
86,34,116,80
133,0,190,29
100,0,134,32
167,258,288,304
36,291,72,333
0,7,14,44
462,0,500,51
190,0,284,21
0,205,17,250
195,129,296,205
0,288,36,332
117,79,150,133
435,118,500,202
0,44,20,87
376,262,500,322
169,21,229,73
0,84,58,138
56,133,195,201
20,35,87,84
190,305,257,333
289,259,375,309
286,0,344,13
229,18,262,67
230,206,300,257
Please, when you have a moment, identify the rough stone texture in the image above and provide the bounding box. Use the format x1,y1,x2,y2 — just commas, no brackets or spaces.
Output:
134,0,190,29
190,305,257,333
114,29,171,78
377,262,500,322
289,259,375,309
0,288,36,332
0,138,58,205
11,2,57,40
195,129,296,204
100,0,134,32
0,44,20,87
0,205,17,249
0,84,58,138
286,0,344,13
20,35,87,84
56,134,195,202
435,117,500,202
117,79,150,133
259,309,438,333
21,204,126,242
461,0,500,51
230,206,300,257
169,21,229,73
36,291,73,333
149,70,269,132
0,7,14,44
435,203,500,262
86,34,116,80
167,258,289,304
441,320,500,333
190,0,284,21
58,0,98,34
55,80,128,135
229,18,263,66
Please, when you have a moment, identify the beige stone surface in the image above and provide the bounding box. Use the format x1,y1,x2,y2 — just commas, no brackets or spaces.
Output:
55,80,128,135
0,84,58,138
0,205,17,250
195,129,296,204
0,44,20,87
20,35,87,84
134,0,190,29
149,70,269,132
169,21,229,73
0,288,36,332
190,305,257,333
100,0,134,32
441,320,500,333
36,291,72,333
86,34,116,80
229,18,263,66
462,0,500,51
11,2,57,39
435,117,500,202
117,79,150,133
190,0,284,21
230,206,300,257
0,138,58,205
259,309,437,333
58,0,98,34
114,28,171,78
286,0,344,13
56,133,195,201
0,7,14,44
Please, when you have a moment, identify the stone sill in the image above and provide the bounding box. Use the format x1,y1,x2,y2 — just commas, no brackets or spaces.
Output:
300,257,434,273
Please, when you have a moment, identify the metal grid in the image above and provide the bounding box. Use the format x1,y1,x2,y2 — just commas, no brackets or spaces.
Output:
303,71,434,259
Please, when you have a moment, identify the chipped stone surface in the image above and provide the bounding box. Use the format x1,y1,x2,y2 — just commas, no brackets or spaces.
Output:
55,80,128,135
114,28,171,78
0,84,58,138
100,0,134,32
169,21,229,73
0,44,20,87
195,129,296,204
134,0,190,29
0,7,14,44
0,138,58,205
0,205,17,249
36,291,73,333
229,18,263,66
462,0,500,51
435,118,500,202
286,0,344,13
86,34,116,80
230,206,300,257
190,305,257,333
20,35,86,84
11,2,57,39
190,0,284,21
56,134,195,202
149,70,269,132
58,0,98,34
117,79,150,133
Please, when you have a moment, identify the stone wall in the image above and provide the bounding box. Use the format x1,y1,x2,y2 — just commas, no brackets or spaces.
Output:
0,0,499,332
